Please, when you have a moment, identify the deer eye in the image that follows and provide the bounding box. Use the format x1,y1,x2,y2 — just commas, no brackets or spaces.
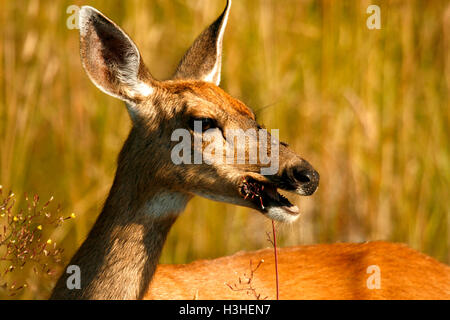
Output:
190,117,217,132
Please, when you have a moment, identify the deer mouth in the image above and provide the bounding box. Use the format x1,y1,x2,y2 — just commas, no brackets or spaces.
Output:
239,177,299,219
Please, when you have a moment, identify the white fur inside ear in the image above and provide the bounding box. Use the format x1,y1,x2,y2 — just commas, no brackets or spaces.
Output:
203,62,220,85
123,82,154,101
79,6,98,37
135,82,154,97
203,0,231,86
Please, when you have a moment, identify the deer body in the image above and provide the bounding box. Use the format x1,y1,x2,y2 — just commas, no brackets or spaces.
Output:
50,1,449,300
147,241,450,300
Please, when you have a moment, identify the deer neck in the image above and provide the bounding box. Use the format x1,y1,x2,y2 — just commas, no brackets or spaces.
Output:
51,138,190,299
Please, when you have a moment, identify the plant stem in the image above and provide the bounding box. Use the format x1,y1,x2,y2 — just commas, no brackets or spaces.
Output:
272,220,279,300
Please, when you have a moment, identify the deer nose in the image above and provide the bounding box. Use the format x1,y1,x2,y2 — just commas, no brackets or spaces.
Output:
289,161,319,196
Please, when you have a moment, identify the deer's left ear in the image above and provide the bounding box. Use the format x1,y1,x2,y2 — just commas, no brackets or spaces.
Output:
79,6,155,104
172,0,231,86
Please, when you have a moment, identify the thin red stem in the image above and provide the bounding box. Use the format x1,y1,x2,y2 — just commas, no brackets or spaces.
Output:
272,220,279,300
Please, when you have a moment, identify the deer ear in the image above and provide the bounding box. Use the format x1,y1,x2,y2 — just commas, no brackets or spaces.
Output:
79,6,155,103
172,0,231,86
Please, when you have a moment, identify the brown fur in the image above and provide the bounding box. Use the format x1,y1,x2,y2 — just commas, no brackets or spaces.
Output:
163,81,255,119
146,242,450,300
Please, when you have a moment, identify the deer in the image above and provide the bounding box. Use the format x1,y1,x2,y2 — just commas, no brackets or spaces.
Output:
50,1,450,300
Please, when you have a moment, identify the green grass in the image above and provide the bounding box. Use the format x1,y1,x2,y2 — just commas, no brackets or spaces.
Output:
0,0,448,299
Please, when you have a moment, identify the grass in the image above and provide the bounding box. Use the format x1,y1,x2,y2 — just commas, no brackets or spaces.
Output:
0,0,448,299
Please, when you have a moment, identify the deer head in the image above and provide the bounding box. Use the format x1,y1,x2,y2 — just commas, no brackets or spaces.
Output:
78,0,319,224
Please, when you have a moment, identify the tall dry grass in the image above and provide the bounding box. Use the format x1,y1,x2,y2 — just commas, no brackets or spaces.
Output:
0,0,448,299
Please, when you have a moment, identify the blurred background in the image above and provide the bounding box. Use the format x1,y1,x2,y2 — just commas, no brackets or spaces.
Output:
0,0,449,299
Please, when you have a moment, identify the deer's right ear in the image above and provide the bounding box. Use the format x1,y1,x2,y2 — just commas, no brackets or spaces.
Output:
79,6,155,103
172,0,231,86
